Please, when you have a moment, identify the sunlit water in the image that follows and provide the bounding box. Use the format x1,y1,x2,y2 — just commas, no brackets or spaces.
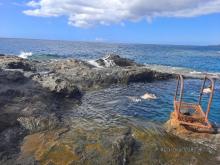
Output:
0,38,220,124
1,38,220,163
0,38,220,72
68,80,220,125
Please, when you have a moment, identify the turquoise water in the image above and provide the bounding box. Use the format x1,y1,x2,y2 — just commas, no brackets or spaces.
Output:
0,38,220,125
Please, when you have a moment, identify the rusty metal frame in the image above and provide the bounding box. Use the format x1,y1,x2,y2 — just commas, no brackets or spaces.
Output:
173,75,215,129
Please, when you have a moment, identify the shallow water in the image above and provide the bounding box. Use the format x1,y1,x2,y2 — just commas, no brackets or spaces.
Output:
63,79,220,126
55,79,220,164
1,38,220,164
1,38,219,124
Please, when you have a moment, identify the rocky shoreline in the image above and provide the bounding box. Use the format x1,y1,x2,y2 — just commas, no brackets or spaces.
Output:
0,54,219,165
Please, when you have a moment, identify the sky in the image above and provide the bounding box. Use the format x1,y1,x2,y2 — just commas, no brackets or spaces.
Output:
0,0,220,45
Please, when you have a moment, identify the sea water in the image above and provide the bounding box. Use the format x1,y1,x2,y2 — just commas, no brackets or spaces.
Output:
0,38,220,125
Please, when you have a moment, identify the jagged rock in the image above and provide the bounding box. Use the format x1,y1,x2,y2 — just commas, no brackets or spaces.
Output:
35,55,173,91
52,78,82,98
96,54,143,67
32,74,82,98
0,55,34,71
6,61,33,71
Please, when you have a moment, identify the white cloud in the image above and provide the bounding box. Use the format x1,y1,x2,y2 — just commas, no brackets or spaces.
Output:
26,1,40,7
23,0,220,28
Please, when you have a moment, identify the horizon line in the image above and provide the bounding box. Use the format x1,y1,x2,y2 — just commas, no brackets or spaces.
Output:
0,36,219,47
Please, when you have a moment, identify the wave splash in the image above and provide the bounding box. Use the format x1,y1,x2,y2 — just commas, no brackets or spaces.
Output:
103,55,116,67
87,60,104,68
18,51,33,59
87,55,116,68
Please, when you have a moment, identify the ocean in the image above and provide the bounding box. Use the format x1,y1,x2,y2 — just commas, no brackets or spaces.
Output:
0,37,220,125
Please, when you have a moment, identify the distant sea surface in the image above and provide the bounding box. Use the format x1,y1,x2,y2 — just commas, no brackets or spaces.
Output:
0,38,220,72
0,38,220,124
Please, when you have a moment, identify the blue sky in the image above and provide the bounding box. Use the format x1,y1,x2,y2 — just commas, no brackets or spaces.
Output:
0,0,220,45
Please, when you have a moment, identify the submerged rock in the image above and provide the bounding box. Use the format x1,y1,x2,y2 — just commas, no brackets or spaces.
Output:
112,131,135,165
17,119,219,165
17,113,60,133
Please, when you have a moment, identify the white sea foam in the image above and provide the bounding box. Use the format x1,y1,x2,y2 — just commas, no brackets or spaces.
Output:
103,55,116,67
127,96,142,102
87,60,104,68
18,51,33,59
127,92,157,102
87,55,116,68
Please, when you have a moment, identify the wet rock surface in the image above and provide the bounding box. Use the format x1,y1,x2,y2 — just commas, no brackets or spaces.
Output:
17,119,220,165
164,112,220,163
164,112,220,143
1,54,219,164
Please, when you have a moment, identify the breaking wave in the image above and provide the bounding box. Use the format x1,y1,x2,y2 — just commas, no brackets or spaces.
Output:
87,55,116,68
87,60,103,68
18,51,33,59
103,55,116,67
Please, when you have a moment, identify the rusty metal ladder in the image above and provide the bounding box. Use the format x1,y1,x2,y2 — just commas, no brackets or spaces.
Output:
174,75,215,129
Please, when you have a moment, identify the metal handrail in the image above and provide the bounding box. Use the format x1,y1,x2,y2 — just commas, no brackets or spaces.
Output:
173,74,215,129
198,76,215,120
174,75,184,113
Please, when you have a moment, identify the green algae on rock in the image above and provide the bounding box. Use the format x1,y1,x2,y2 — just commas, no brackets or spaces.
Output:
18,118,219,165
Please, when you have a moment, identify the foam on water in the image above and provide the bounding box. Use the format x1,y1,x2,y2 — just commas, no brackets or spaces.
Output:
87,58,220,79
87,60,104,68
18,51,33,59
103,55,116,67
1,38,220,72
87,55,116,68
